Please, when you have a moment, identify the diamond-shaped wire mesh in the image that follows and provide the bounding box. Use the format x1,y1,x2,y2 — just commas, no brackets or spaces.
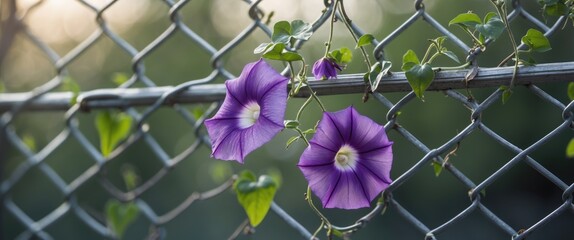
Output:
1,0,573,239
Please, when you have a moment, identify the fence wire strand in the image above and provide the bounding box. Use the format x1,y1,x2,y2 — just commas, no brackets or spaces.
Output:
1,0,573,239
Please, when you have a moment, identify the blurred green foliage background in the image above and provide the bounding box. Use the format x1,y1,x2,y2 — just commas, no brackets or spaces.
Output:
1,0,573,239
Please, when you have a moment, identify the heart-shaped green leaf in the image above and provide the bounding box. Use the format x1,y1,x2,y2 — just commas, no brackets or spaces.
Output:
261,43,302,62
356,34,375,48
96,111,133,157
476,12,505,40
106,200,139,239
401,49,420,71
291,20,313,41
521,28,552,53
271,21,291,43
405,63,435,100
329,47,352,65
449,12,482,28
271,20,313,44
234,171,278,227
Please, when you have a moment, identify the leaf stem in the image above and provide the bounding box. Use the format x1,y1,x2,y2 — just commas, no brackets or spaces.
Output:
306,85,327,112
306,186,332,237
287,61,298,96
337,0,372,69
296,96,314,121
492,0,519,94
324,0,339,57
294,128,310,146
464,28,486,48
421,44,435,64
426,52,441,65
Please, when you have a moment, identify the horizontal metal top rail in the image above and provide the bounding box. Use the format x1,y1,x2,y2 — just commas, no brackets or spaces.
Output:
1,62,572,112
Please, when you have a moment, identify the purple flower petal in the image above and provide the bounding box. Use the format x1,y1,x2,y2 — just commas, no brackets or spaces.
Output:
298,106,393,209
205,59,288,163
312,57,340,80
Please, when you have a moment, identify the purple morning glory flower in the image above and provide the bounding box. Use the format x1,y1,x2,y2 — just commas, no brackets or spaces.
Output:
297,106,393,209
312,57,342,80
205,59,288,163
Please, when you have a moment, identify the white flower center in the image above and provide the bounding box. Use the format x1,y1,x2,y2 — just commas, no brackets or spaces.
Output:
334,145,357,171
238,102,261,129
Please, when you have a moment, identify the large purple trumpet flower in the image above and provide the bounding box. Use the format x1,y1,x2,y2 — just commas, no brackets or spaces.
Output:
205,59,288,163
298,106,393,209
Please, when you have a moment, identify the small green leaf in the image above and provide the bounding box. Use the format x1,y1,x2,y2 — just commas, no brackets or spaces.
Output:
566,138,574,158
429,36,447,50
476,12,505,40
544,2,569,16
272,21,291,43
0,82,5,93
271,20,312,44
61,76,80,105
234,171,278,227
442,50,460,64
286,135,301,149
449,12,482,27
405,63,435,99
112,73,129,86
330,47,353,65
261,43,302,62
401,49,420,71
521,29,552,53
284,120,300,129
302,128,316,135
372,61,393,91
432,162,443,177
192,106,205,121
331,229,344,238
499,85,513,104
254,42,273,54
209,161,233,184
567,82,574,100
22,134,37,152
290,20,313,41
106,200,139,239
95,111,133,157
121,164,139,191
356,34,375,48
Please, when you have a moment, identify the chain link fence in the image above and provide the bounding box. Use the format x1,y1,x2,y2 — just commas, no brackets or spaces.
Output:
1,0,573,239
